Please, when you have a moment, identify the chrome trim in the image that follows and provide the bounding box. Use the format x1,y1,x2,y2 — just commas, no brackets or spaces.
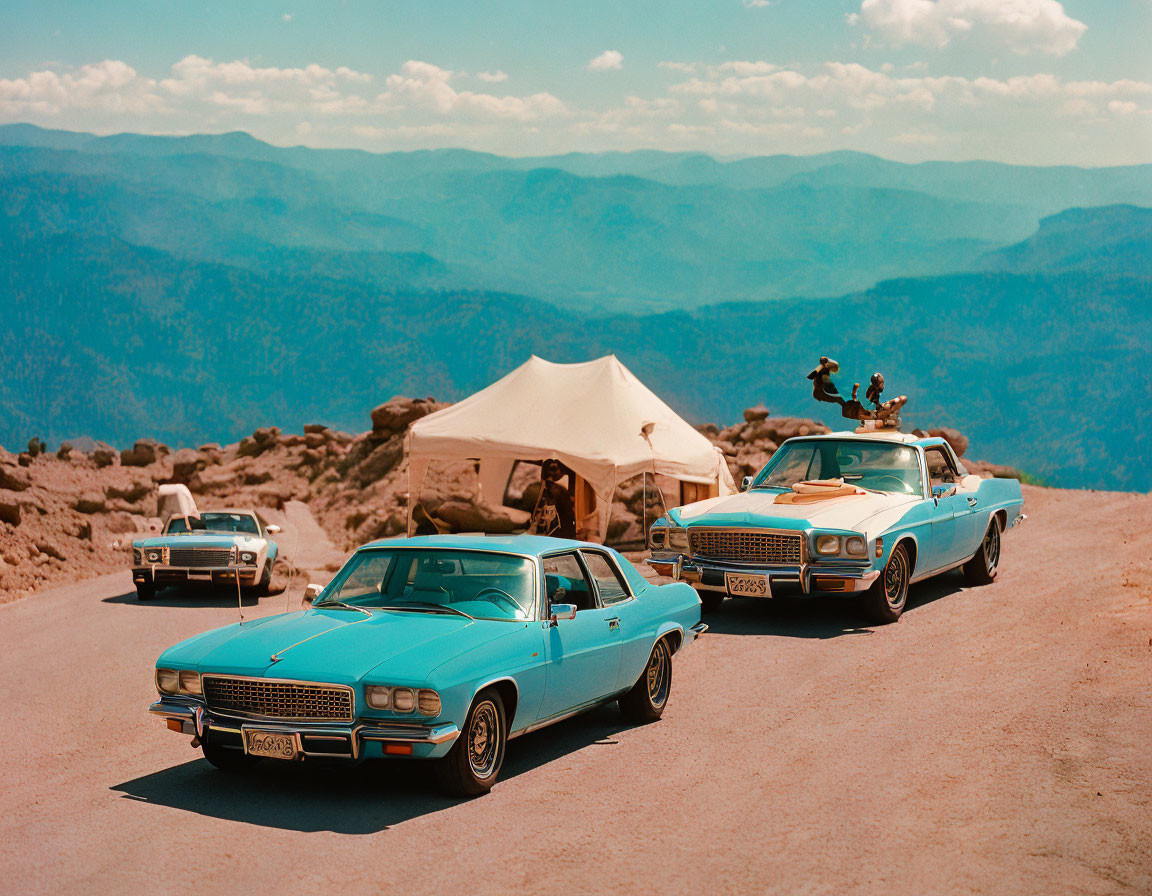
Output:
1010,513,1027,529
202,673,356,723
360,722,460,745
686,526,805,567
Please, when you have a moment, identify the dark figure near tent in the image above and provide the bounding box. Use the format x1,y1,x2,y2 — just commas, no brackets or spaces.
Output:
528,459,576,539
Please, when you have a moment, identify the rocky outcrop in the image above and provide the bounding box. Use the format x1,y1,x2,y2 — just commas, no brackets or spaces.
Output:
370,397,443,436
927,427,970,458
0,464,32,492
120,438,166,467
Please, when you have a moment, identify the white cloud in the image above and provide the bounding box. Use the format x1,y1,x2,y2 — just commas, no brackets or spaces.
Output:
586,50,623,72
743,0,772,7
282,13,293,23
849,0,1087,55
380,60,565,120
475,70,508,83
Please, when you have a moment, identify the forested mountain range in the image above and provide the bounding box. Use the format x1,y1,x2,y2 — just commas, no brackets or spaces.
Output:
1,125,1149,490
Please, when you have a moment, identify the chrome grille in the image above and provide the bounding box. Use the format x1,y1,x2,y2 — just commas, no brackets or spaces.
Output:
688,528,803,565
203,676,354,722
169,548,233,567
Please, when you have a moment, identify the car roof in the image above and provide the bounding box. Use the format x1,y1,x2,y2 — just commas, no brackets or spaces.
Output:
360,534,601,556
792,430,948,449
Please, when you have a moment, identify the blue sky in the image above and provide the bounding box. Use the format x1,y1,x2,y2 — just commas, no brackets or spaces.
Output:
1,1,1149,163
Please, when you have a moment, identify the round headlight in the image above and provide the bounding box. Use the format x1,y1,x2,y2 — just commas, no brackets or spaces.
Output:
156,668,180,695
391,687,415,713
178,670,202,695
815,535,840,555
649,528,667,549
417,689,441,716
239,551,257,564
146,550,162,563
845,536,866,557
365,685,391,710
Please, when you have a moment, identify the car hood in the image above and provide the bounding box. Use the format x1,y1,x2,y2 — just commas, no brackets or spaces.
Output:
139,533,265,550
159,608,516,684
671,488,920,535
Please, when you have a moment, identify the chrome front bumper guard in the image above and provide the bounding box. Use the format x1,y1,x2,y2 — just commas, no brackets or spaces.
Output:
647,555,879,595
149,700,460,758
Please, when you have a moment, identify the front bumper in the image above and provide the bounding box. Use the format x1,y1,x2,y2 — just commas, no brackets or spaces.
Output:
134,566,259,588
647,554,879,596
148,698,461,760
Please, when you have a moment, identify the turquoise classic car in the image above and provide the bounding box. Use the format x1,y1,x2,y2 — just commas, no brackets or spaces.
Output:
648,431,1026,624
150,534,705,795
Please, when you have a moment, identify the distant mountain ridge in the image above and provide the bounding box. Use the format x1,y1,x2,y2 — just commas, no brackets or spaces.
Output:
1,125,1149,491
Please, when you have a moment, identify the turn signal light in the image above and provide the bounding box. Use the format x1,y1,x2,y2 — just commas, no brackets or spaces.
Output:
384,743,413,756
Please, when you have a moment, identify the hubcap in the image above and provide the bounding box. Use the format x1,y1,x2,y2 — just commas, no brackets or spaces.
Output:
884,547,909,609
984,524,1001,573
646,641,671,709
467,700,501,780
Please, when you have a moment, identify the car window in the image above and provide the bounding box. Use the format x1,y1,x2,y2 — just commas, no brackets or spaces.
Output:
542,553,596,612
166,517,188,534
925,447,957,487
581,551,630,605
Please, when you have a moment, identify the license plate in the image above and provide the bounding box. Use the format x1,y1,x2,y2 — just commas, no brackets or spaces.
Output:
244,729,300,760
725,572,770,597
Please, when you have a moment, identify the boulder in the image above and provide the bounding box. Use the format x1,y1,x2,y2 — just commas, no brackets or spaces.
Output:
73,494,107,514
743,404,771,423
355,439,404,485
17,453,33,467
26,437,46,458
120,439,159,467
0,465,31,492
34,540,65,561
170,448,206,484
928,427,970,458
237,426,280,457
303,424,330,435
370,397,442,436
56,443,72,461
91,443,118,468
0,498,20,526
105,480,150,503
105,511,139,533
304,432,328,449
433,499,519,534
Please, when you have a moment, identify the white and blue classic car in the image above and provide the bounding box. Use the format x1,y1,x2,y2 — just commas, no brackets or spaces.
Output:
149,535,705,795
648,431,1025,623
132,509,281,601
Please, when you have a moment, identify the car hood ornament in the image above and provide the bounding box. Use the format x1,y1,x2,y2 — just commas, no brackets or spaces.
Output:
807,356,907,430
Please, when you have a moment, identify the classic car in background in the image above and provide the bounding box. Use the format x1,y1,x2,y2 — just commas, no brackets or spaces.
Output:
149,534,705,795
648,431,1025,623
132,509,280,601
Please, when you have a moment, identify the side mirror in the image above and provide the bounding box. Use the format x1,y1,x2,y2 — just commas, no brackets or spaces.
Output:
302,583,323,608
549,603,577,626
931,484,956,503
741,476,753,492
265,524,282,536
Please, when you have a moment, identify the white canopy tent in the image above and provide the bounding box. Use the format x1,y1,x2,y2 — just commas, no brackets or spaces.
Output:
406,355,736,540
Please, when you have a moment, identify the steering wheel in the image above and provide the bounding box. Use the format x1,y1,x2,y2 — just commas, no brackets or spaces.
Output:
474,587,520,612
871,473,913,493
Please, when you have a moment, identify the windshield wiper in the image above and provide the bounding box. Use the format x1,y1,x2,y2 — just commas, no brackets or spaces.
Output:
313,600,373,617
377,602,474,620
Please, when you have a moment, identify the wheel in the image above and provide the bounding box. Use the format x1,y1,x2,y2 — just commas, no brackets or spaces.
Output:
435,690,507,797
201,733,258,772
964,518,1001,585
619,637,673,723
135,583,155,601
255,557,273,596
861,541,911,624
698,590,725,613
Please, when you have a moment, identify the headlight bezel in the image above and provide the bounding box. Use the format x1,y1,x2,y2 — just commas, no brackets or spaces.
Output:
844,535,867,557
814,534,841,555
239,550,258,565
145,548,163,564
156,668,202,697
365,684,441,716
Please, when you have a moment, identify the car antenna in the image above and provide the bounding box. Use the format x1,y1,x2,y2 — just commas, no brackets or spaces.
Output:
232,549,244,624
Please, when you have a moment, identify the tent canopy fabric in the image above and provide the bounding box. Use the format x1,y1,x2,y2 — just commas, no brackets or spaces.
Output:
406,355,735,536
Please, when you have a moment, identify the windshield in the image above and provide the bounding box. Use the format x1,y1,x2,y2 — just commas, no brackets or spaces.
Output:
752,440,923,495
167,513,260,535
318,549,536,621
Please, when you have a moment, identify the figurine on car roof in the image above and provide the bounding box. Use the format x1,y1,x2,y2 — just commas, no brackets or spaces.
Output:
807,356,907,429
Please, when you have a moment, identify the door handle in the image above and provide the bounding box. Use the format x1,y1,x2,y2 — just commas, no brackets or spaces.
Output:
967,496,978,507
606,617,620,630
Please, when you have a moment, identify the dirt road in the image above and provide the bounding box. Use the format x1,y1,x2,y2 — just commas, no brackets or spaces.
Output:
1,485,1149,895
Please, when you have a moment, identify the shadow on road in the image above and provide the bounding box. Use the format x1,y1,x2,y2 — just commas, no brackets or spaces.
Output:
102,587,267,608
110,705,634,834
704,571,968,639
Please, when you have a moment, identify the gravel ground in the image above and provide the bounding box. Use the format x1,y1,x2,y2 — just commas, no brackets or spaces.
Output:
1,485,1149,895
